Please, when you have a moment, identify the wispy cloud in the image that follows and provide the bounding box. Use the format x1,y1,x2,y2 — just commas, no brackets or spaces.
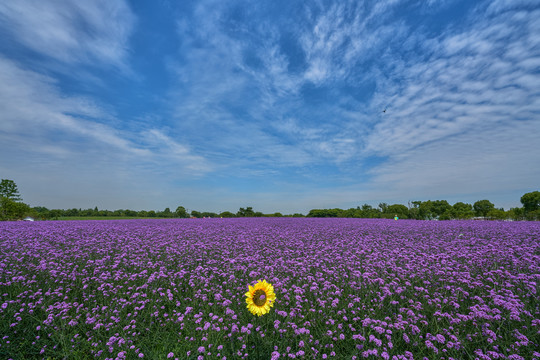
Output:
0,56,145,155
164,0,538,208
0,0,135,69
353,4,540,207
299,0,406,85
0,55,211,196
1,0,537,212
143,129,211,174
168,0,400,171
364,7,540,157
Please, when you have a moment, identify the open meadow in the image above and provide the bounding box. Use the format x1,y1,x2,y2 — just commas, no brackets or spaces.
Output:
0,218,538,359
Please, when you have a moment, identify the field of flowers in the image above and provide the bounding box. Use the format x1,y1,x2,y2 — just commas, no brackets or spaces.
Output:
0,218,539,360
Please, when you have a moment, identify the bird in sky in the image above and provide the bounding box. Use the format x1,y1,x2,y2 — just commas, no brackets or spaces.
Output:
382,108,387,113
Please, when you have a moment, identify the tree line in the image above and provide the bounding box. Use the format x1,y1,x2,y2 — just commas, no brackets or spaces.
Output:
1,179,539,221
306,197,539,220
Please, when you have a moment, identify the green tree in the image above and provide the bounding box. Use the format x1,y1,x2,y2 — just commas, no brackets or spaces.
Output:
48,209,63,220
359,204,381,218
386,204,409,219
0,179,33,220
113,209,125,217
307,209,340,217
33,206,51,220
473,200,495,217
97,210,109,217
157,207,172,218
520,191,540,213
219,211,236,218
451,202,474,219
65,208,80,217
525,210,540,221
408,201,422,220
201,212,218,218
175,206,189,218
190,210,202,218
431,200,451,218
439,210,453,221
0,179,22,201
342,208,358,218
125,209,138,217
0,197,32,220
237,207,255,217
418,201,434,220
506,207,523,221
486,208,506,220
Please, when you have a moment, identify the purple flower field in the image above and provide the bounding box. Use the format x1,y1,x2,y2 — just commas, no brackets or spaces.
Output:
0,218,539,359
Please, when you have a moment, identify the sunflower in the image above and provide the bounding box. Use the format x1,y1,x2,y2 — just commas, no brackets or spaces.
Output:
245,279,276,316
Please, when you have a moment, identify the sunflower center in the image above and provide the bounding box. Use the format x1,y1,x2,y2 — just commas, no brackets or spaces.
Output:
253,289,267,306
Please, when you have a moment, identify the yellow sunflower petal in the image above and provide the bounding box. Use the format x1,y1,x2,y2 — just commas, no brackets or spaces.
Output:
244,279,277,316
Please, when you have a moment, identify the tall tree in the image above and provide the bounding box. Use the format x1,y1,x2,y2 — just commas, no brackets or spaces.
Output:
452,202,475,219
473,200,495,217
520,191,540,212
175,206,189,218
0,179,22,201
0,197,31,220
219,211,236,218
418,201,434,219
486,208,506,220
408,201,422,219
431,200,451,217
237,207,255,217
386,204,409,219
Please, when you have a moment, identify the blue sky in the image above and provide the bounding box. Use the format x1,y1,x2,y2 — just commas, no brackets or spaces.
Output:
0,0,539,214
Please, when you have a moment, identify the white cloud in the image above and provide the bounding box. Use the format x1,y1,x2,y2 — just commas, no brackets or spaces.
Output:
0,0,135,68
0,56,146,156
167,0,409,172
0,55,211,190
364,7,540,158
144,129,212,174
299,0,408,85
486,0,540,15
345,4,540,209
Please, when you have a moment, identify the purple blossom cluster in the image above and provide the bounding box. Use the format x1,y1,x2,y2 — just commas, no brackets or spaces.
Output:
0,218,539,359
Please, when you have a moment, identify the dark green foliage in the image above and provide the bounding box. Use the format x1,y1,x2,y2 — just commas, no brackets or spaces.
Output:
190,210,202,218
0,179,32,220
0,197,32,220
307,208,341,217
175,206,189,218
385,204,409,219
219,211,236,218
431,200,452,217
450,202,475,219
0,179,22,201
520,191,540,212
474,199,495,217
237,207,255,217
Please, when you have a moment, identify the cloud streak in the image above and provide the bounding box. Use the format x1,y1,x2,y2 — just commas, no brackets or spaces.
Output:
0,0,135,69
0,54,212,209
0,0,537,213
